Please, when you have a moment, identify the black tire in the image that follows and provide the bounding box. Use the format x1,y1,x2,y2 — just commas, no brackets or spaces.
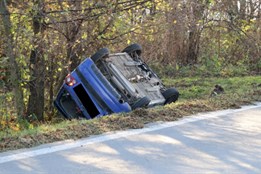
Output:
91,48,110,63
122,43,142,56
131,96,150,110
162,88,179,105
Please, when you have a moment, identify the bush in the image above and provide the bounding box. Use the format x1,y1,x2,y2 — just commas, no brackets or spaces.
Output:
149,55,252,78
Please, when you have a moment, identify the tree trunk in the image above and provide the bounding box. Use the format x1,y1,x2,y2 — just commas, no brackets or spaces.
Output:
0,0,25,117
184,0,206,65
186,30,200,65
27,0,46,121
239,0,246,20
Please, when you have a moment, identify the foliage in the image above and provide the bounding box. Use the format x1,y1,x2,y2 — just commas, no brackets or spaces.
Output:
0,0,260,125
150,60,251,78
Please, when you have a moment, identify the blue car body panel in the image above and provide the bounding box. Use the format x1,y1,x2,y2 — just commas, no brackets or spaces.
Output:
54,58,131,119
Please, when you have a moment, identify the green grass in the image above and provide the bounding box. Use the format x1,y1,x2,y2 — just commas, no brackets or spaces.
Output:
163,76,261,100
0,75,260,152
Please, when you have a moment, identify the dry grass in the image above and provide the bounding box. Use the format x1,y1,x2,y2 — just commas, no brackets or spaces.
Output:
0,87,260,152
1,74,261,152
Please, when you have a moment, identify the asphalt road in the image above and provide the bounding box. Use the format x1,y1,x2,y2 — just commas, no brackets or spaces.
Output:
1,103,261,174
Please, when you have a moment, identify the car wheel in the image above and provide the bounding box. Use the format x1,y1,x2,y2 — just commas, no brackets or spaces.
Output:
122,43,142,57
162,88,179,105
91,48,110,63
131,96,150,110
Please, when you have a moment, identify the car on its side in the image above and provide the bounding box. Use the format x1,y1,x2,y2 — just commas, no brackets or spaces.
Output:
54,58,131,119
54,44,179,119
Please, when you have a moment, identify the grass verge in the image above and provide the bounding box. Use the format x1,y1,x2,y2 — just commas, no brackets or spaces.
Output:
0,76,260,152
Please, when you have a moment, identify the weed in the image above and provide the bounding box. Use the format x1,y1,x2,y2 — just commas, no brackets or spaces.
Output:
0,75,260,152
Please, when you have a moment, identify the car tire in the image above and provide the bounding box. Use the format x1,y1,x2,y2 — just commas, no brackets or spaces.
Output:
122,43,142,56
91,48,110,63
131,96,150,110
162,88,179,105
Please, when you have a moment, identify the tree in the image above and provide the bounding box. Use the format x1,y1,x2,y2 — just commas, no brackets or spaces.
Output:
0,0,25,117
27,0,46,121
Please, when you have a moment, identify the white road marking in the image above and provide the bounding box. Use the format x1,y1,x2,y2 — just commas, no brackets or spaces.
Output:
0,103,260,164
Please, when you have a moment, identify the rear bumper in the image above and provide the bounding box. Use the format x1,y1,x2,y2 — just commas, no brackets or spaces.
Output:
54,58,131,119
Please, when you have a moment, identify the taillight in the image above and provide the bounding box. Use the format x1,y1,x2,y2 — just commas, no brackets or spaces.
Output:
65,74,76,86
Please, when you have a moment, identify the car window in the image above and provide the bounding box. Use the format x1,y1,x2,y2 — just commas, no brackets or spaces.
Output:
59,89,83,119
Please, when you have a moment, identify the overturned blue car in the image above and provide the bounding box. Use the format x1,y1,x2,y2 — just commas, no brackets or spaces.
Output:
54,44,179,119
